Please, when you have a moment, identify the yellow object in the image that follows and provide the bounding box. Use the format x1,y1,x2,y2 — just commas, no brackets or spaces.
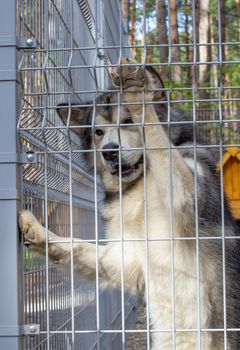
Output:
217,147,240,220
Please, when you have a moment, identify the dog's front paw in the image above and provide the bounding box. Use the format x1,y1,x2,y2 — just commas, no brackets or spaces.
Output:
109,58,144,90
18,210,45,246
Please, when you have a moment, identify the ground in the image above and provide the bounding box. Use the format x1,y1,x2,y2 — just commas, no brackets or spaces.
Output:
127,303,147,349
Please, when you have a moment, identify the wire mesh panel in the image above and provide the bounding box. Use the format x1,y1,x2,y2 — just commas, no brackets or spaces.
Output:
15,0,240,350
17,0,135,349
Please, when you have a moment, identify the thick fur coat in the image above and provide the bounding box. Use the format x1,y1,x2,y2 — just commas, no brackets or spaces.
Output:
19,59,240,349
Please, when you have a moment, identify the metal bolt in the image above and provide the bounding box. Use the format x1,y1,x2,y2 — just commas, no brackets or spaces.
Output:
29,324,37,334
26,151,35,163
26,38,34,47
97,50,105,60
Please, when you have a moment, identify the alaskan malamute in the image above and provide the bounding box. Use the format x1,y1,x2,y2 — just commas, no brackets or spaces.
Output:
19,58,240,349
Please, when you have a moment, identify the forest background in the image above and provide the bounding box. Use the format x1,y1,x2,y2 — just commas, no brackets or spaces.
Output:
119,0,239,139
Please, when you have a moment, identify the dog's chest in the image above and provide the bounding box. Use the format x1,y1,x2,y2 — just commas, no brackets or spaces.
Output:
101,176,170,239
101,178,211,333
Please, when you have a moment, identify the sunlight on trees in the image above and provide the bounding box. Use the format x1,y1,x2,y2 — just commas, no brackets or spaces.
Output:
120,0,240,140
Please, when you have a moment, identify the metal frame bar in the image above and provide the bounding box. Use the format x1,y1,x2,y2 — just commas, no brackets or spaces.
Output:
0,0,23,349
2,0,238,349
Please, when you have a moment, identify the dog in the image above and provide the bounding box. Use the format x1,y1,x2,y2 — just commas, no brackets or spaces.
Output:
19,58,240,349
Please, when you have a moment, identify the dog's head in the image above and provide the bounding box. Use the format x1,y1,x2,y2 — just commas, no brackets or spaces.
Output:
57,59,165,192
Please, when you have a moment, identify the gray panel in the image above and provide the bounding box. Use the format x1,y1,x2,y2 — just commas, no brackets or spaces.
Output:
0,1,22,349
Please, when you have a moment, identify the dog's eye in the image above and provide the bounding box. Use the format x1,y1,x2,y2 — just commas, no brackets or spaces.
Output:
95,129,104,136
123,117,133,124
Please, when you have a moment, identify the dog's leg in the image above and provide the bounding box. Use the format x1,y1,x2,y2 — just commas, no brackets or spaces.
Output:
110,60,196,213
143,104,195,211
123,100,195,215
19,211,143,292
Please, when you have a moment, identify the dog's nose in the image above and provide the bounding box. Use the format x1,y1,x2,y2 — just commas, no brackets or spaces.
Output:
102,143,119,162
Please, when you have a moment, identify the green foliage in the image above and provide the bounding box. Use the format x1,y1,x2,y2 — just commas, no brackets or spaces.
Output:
130,0,240,94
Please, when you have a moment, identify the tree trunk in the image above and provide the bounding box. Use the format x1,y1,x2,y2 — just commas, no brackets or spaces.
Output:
194,0,200,83
234,0,240,120
156,0,168,69
195,0,200,49
121,0,129,19
169,0,181,82
220,0,226,63
130,0,137,57
236,0,240,44
185,0,192,84
209,15,217,88
198,0,210,83
220,0,229,118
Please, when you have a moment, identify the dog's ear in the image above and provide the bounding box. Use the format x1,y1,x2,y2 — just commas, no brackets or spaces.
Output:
145,65,165,101
56,102,92,136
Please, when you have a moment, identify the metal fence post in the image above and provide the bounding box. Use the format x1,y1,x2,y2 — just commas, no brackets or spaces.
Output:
0,1,23,349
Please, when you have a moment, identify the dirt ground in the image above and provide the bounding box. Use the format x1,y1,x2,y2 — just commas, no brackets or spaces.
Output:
126,304,147,350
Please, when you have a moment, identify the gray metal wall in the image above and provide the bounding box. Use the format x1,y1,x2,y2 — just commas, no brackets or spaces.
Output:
0,1,22,349
0,0,135,349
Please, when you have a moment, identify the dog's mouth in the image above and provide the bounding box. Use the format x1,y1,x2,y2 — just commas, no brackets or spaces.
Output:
111,155,144,178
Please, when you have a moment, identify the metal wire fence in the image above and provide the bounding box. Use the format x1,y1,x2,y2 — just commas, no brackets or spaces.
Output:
17,0,135,349
0,0,239,349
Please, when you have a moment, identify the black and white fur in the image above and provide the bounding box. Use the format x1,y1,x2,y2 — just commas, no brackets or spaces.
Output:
19,59,240,349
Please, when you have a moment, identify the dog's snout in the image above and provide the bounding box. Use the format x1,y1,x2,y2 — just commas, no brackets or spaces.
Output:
102,143,119,162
